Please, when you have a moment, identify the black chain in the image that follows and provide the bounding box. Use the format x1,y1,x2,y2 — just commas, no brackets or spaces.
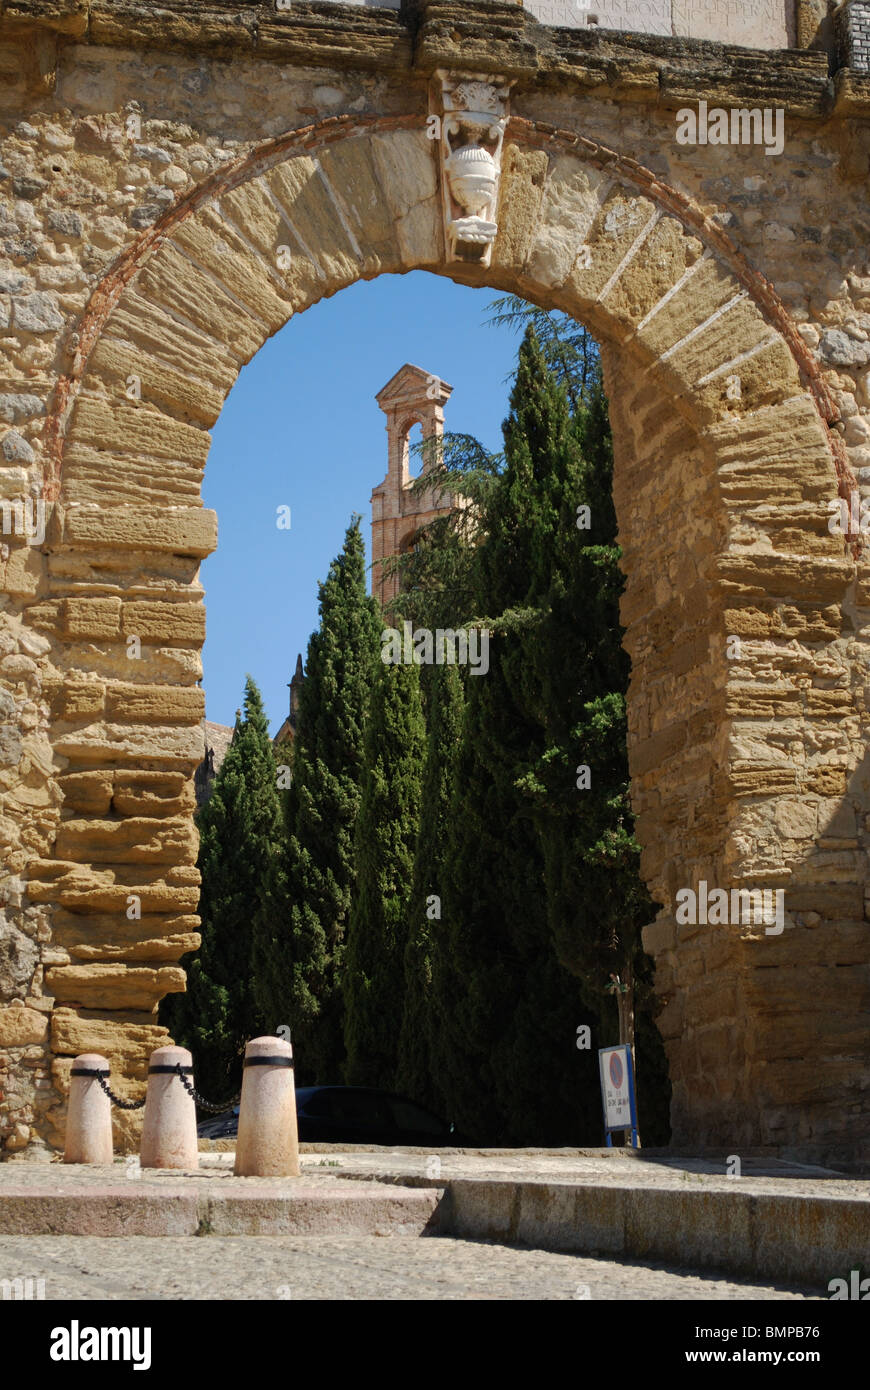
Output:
173,1064,241,1114
93,1072,147,1111
86,1064,239,1114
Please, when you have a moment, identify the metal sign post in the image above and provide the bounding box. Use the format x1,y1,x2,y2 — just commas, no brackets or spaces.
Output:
598,1043,639,1148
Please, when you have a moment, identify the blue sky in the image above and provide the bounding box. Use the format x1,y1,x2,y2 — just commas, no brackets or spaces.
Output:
201,271,525,735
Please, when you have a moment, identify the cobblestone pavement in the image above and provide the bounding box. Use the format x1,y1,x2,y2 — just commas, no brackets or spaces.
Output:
0,1234,823,1300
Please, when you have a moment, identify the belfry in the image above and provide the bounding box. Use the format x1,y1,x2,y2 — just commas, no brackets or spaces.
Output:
369,365,455,609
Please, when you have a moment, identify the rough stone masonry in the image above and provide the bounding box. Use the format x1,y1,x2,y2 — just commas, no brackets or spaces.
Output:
0,0,869,1168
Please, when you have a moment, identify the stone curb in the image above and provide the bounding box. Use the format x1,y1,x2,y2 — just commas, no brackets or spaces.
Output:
0,1183,442,1238
439,1180,870,1287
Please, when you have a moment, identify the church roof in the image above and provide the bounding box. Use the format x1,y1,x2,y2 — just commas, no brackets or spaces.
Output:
375,363,453,405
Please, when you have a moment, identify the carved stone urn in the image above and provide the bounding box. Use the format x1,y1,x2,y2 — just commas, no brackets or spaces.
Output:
445,143,498,219
434,70,513,266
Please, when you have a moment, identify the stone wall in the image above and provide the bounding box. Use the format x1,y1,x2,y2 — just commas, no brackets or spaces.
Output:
0,1,869,1164
837,1,870,69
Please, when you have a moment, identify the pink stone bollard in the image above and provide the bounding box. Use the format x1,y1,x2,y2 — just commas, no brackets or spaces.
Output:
234,1036,300,1178
64,1053,114,1164
139,1045,199,1170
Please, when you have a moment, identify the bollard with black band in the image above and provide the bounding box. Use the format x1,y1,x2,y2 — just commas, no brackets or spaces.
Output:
140,1045,199,1171
234,1035,300,1178
64,1053,114,1164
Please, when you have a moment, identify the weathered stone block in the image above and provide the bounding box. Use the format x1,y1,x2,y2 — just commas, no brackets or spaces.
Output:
562,190,658,310
172,212,295,334
634,254,741,358
50,1007,170,1066
87,337,224,428
111,771,195,817
61,507,217,557
57,771,113,814
370,129,440,269
266,156,362,294
63,596,122,640
68,398,211,467
105,683,204,725
26,862,201,915
121,601,206,643
53,722,204,768
525,155,606,291
55,815,198,865
105,290,238,391
491,144,550,278
49,679,106,720
51,909,200,963
0,1004,49,1046
137,244,266,362
44,965,186,1011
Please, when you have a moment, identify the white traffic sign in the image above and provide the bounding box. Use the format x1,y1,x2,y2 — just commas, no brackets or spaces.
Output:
598,1044,637,1139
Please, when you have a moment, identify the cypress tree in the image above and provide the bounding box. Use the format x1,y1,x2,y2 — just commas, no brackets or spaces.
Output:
255,516,380,1084
525,371,670,1143
162,676,280,1098
395,662,464,1109
249,757,297,1037
488,307,669,1141
343,655,426,1089
435,328,592,1143
386,311,670,1143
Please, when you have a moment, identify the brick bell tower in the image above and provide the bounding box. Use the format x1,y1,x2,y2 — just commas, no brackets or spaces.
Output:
370,364,454,610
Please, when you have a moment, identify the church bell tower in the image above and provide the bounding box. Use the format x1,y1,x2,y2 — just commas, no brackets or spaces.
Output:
370,364,454,610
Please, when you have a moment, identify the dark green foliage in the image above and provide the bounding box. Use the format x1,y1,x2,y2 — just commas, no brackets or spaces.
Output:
343,656,426,1088
405,315,670,1144
516,351,669,1143
161,677,280,1099
487,295,603,410
431,329,598,1142
395,662,464,1110
253,517,381,1083
249,762,297,1035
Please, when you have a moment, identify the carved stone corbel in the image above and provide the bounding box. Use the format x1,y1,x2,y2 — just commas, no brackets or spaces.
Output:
432,71,513,268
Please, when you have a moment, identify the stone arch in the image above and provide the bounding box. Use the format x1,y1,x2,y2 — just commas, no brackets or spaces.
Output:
24,116,867,1161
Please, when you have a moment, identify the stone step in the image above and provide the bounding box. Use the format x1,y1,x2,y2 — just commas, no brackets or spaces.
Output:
0,1177,441,1238
442,1179,870,1289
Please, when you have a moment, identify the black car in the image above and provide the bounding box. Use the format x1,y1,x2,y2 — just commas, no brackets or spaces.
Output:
197,1085,461,1145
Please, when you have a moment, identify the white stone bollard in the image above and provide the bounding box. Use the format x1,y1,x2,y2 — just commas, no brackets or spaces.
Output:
139,1045,199,1170
64,1053,114,1164
234,1035,300,1178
